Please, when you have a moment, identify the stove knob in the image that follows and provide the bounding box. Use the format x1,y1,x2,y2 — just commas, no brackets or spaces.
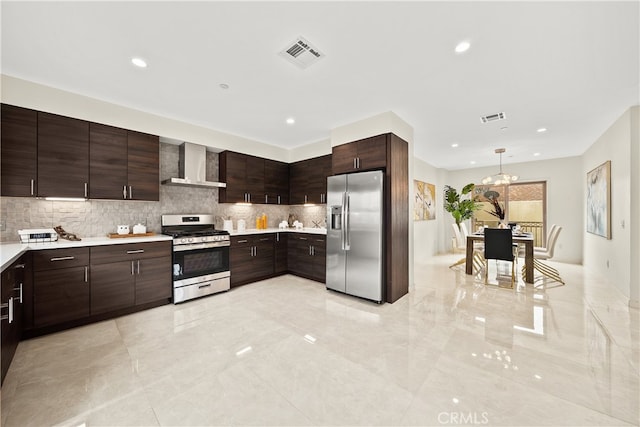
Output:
180,238,187,244
201,237,208,243
188,237,194,243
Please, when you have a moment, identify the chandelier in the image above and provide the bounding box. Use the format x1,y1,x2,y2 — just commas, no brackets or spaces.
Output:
482,148,518,185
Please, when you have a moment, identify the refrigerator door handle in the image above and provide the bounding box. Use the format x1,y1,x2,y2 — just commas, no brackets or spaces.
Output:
341,192,347,250
344,192,351,250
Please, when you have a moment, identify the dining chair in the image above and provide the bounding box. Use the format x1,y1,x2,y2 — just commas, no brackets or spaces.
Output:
484,228,516,288
523,225,565,285
449,223,484,273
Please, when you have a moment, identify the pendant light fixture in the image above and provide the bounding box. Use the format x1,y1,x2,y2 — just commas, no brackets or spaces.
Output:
482,148,518,185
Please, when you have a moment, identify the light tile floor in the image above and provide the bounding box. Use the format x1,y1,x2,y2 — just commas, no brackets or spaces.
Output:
1,255,638,426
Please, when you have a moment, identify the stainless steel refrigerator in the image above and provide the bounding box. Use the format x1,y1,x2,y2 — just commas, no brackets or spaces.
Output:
326,170,384,303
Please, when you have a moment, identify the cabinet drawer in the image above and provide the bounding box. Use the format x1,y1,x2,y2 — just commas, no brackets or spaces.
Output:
33,248,90,271
91,241,171,264
231,235,254,247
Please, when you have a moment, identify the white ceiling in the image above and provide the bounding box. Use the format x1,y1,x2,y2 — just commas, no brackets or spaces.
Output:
2,1,638,170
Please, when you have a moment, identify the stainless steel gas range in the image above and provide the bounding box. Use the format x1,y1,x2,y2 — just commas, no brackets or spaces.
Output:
161,214,230,303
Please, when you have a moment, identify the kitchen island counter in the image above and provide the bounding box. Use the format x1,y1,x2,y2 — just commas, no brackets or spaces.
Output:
0,234,172,272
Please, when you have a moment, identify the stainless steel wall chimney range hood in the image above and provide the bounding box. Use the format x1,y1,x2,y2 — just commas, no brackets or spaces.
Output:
162,142,226,188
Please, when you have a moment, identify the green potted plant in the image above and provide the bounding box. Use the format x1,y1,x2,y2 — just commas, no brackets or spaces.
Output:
444,183,480,227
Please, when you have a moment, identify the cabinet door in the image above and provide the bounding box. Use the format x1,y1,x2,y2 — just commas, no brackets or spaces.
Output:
89,123,128,199
332,142,359,174
264,159,289,204
311,237,327,282
288,234,311,276
230,237,254,286
288,161,308,205
274,233,288,273
246,156,265,203
127,131,159,201
1,259,23,385
219,151,248,203
1,104,38,197
254,235,275,277
34,266,90,327
306,155,331,204
135,256,172,305
37,112,89,198
356,135,387,171
90,261,134,315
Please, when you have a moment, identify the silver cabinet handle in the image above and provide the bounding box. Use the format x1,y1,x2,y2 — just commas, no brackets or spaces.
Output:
277,195,281,205
265,195,268,204
304,195,308,204
84,182,88,198
51,256,74,262
309,245,312,255
127,249,145,254
129,186,133,199
8,297,14,324
131,261,135,275
198,284,212,289
237,239,248,243
353,158,357,169
137,260,140,275
259,237,270,241
14,263,25,269
84,266,88,283
299,237,308,240
123,185,127,199
276,233,280,242
30,179,35,196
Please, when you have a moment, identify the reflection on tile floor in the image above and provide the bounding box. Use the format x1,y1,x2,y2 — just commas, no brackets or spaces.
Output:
1,255,638,426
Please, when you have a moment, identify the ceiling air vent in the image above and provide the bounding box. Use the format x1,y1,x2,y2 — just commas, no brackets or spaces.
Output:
279,36,324,69
480,112,506,123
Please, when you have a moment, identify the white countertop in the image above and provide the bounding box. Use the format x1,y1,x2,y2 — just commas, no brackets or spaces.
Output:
229,227,327,236
0,234,173,272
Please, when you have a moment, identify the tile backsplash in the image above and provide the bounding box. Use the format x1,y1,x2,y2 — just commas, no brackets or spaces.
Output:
0,143,326,242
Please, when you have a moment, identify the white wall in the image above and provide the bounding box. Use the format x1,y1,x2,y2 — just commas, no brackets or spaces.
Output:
288,139,331,163
443,156,583,264
631,107,640,307
1,75,291,162
583,107,638,305
413,157,447,262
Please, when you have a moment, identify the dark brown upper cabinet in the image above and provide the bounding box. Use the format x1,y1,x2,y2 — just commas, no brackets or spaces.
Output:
264,159,289,205
1,104,38,197
332,134,387,174
89,123,128,199
126,131,160,201
289,154,331,204
37,112,90,198
219,151,265,203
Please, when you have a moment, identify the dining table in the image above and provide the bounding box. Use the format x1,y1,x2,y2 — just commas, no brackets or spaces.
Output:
466,231,535,283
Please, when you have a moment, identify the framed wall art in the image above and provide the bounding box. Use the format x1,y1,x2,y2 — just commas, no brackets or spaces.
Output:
414,180,436,221
586,160,611,239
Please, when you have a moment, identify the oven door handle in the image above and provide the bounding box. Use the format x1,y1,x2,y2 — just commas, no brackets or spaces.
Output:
173,241,230,252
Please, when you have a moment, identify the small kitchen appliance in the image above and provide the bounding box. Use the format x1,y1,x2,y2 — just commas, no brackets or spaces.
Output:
161,214,230,303
18,228,58,243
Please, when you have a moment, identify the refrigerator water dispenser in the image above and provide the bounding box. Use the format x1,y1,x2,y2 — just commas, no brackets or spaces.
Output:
330,206,342,230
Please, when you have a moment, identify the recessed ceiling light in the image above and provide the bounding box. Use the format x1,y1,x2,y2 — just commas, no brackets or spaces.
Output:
534,152,541,157
286,117,295,125
454,40,471,54
537,127,547,133
470,160,476,165
219,83,229,90
451,143,459,148
131,57,147,68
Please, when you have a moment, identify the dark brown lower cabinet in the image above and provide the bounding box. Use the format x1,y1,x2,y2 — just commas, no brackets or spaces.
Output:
1,257,25,384
90,261,135,315
274,232,288,274
135,255,172,305
288,234,326,282
230,234,275,287
34,266,90,328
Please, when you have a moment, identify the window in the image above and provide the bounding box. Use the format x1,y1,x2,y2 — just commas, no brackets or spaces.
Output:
472,182,547,246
